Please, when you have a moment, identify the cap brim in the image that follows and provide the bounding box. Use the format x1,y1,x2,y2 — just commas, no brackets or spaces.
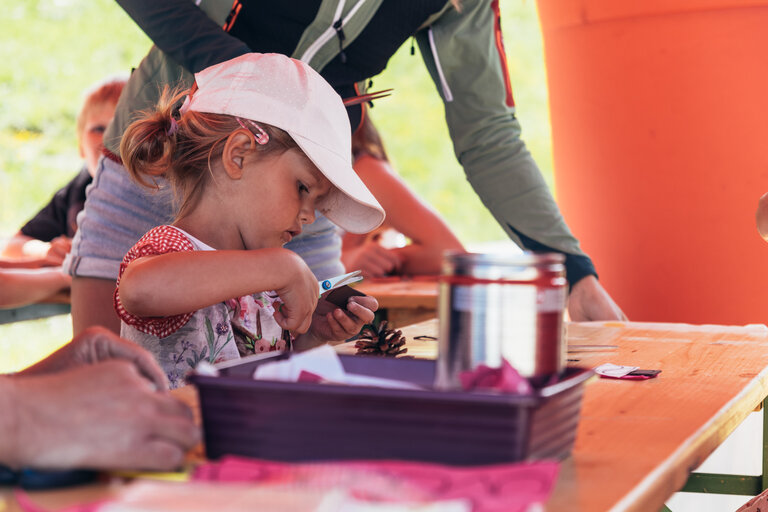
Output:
289,132,385,234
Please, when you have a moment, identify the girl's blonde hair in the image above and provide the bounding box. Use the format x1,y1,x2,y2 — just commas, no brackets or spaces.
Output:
120,86,298,219
351,111,389,162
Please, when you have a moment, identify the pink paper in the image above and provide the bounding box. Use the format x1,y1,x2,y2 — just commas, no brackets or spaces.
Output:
15,457,558,512
193,456,559,512
458,359,533,395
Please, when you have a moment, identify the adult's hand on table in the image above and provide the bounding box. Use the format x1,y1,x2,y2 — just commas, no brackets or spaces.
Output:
568,275,627,322
20,326,168,391
4,361,199,470
343,241,402,278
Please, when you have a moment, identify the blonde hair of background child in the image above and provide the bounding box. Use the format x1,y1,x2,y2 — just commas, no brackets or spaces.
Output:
76,76,127,138
120,86,300,220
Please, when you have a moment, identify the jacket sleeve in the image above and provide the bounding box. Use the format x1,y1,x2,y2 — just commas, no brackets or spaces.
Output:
104,0,250,155
116,0,250,74
414,0,596,284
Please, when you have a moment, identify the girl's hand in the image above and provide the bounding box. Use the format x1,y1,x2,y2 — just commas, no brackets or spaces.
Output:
273,254,319,334
307,295,379,343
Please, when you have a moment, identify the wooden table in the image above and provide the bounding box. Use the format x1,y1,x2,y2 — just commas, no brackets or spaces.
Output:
7,320,768,512
365,319,768,512
354,277,438,328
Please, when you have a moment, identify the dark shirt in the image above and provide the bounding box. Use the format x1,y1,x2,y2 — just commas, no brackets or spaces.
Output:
20,167,92,241
229,0,446,130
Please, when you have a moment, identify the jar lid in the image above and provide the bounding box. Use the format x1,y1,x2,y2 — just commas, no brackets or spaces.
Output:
442,251,565,281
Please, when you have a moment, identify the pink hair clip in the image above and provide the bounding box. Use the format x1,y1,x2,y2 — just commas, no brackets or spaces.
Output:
236,117,269,145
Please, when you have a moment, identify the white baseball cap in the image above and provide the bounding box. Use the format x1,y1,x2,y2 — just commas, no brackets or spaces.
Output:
184,53,385,234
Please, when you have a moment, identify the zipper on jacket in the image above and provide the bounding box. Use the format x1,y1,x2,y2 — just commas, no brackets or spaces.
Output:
299,0,368,64
427,27,453,102
222,0,242,32
333,18,347,63
491,0,515,107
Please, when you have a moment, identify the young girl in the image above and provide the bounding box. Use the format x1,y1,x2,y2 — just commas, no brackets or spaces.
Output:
114,53,385,388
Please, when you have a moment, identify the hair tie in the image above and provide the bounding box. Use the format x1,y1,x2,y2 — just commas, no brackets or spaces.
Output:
166,117,179,136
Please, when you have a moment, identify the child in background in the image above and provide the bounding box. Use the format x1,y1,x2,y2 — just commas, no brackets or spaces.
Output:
0,76,126,308
341,111,465,277
2,76,127,267
114,53,384,387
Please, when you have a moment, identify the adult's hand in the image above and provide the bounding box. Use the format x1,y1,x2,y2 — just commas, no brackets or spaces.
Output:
568,275,627,322
20,326,168,391
2,361,199,470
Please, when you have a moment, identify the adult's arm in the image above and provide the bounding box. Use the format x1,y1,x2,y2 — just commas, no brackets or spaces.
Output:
0,269,71,308
115,0,250,74
416,0,625,320
343,154,464,276
1,234,71,267
104,0,250,154
415,0,591,283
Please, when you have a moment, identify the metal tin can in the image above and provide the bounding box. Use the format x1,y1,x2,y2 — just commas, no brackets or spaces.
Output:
435,252,567,389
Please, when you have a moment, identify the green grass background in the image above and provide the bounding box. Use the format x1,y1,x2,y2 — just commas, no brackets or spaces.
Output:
0,0,553,372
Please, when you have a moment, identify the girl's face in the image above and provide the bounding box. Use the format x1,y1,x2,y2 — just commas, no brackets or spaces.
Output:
235,148,332,250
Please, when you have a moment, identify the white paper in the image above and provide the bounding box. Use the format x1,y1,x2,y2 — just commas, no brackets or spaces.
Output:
252,345,423,390
594,363,639,378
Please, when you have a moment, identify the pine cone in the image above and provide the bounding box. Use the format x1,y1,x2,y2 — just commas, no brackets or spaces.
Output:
355,320,408,357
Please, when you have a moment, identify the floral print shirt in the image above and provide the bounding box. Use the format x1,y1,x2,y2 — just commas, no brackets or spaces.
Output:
115,225,291,389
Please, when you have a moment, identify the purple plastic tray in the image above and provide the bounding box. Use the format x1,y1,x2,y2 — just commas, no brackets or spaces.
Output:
189,353,592,466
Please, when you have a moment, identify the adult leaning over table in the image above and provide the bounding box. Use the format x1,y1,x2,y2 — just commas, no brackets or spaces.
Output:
64,0,626,335
0,327,200,470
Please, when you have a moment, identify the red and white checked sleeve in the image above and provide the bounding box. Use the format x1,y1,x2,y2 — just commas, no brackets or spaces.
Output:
114,225,196,338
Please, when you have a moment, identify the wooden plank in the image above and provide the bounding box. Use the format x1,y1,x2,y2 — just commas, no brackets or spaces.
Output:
391,320,768,511
0,303,71,325
8,321,768,512
354,278,438,310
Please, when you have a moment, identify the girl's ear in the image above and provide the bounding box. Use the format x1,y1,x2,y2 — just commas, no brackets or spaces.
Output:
222,130,255,180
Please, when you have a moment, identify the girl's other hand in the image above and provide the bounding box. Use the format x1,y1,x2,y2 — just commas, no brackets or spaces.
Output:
273,253,318,334
308,295,379,343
